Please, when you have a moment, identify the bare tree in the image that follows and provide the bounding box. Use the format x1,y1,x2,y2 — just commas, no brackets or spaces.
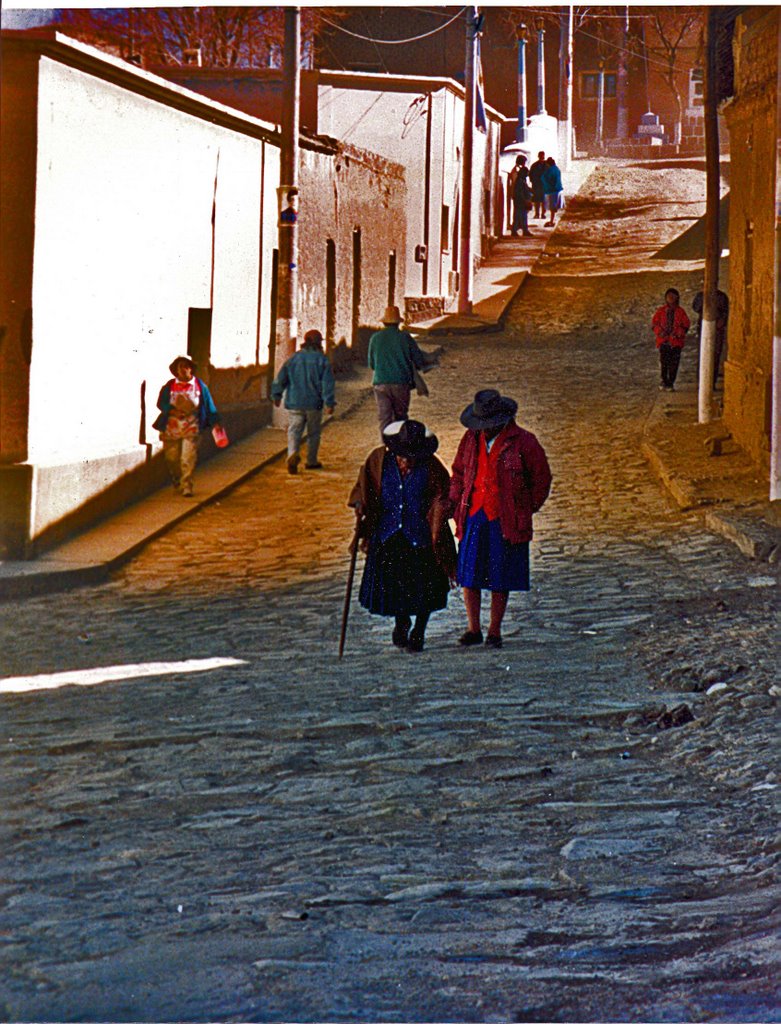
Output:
58,7,344,69
644,7,704,144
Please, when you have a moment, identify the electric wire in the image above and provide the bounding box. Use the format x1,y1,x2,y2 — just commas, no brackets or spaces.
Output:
319,8,467,46
575,24,696,74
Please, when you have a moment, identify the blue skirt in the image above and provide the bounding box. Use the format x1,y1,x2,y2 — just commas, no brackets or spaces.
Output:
359,531,449,617
457,509,530,592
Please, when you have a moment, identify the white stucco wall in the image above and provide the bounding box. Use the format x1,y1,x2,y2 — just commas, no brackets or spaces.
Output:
318,84,428,299
28,57,279,471
317,79,498,306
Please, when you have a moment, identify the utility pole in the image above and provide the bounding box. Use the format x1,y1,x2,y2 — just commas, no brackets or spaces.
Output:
596,59,605,150
535,16,547,115
516,24,528,144
616,6,630,139
566,5,574,163
274,6,300,425
699,6,719,424
558,10,572,170
458,6,478,316
770,9,781,500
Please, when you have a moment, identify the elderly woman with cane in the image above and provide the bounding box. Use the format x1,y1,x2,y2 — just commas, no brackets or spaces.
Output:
347,420,456,653
449,389,552,649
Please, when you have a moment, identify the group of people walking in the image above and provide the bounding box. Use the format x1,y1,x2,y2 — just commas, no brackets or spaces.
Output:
350,380,552,652
508,150,564,236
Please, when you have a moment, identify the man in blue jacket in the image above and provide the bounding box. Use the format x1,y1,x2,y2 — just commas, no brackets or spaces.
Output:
272,329,336,474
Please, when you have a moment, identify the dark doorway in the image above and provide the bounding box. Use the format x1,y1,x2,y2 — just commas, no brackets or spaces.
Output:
387,249,397,307
187,308,212,377
326,238,337,352
351,227,362,350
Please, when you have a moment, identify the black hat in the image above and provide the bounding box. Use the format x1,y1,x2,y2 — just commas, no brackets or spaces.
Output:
169,355,196,376
460,389,518,430
382,419,439,457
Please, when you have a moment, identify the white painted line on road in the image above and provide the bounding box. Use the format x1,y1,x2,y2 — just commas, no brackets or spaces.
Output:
0,657,248,695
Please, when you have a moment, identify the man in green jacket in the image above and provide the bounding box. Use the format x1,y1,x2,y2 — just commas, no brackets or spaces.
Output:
368,305,427,437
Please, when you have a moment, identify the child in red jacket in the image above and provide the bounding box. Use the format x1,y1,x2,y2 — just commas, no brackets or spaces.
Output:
652,288,691,391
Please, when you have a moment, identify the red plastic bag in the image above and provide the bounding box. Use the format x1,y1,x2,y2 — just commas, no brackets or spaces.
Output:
212,424,229,448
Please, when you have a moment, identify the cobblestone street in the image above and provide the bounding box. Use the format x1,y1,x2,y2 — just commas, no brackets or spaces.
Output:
1,163,779,1022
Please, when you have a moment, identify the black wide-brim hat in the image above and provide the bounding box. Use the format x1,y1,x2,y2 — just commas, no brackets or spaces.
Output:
382,419,439,458
169,355,196,376
460,389,518,430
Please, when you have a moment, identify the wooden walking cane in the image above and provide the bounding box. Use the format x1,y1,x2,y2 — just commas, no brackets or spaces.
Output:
339,510,363,658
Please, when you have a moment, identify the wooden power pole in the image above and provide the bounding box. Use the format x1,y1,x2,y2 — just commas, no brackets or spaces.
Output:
274,6,300,424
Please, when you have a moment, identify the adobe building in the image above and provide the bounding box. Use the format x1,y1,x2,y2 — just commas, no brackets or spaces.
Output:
719,7,779,475
0,30,406,558
158,66,505,323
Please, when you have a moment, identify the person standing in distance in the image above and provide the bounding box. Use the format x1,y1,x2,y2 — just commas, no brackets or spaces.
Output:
651,288,690,392
511,158,533,237
272,329,335,474
368,305,428,438
529,150,547,220
541,156,563,227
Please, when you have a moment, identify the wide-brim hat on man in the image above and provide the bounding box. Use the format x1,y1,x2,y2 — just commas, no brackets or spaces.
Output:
382,419,438,457
460,388,518,430
381,305,403,324
169,355,196,375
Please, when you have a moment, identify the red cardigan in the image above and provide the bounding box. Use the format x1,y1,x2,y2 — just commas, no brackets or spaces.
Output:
449,422,552,544
652,304,690,349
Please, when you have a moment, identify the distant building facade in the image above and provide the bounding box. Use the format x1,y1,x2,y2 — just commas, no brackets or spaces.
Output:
314,7,708,156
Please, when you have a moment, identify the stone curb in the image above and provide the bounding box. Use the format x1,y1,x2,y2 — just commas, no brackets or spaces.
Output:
641,392,781,564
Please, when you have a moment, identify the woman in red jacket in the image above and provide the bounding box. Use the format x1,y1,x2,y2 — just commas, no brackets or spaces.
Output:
449,390,552,649
651,288,691,391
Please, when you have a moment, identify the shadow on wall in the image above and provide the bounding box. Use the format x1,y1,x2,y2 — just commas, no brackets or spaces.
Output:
652,193,730,261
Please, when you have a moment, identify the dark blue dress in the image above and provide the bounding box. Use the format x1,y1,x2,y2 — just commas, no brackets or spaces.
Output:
359,454,450,617
456,509,530,592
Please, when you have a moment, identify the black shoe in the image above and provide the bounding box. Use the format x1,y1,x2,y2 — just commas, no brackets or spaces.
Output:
406,631,425,653
287,453,300,475
485,634,503,649
392,623,410,648
305,462,323,469
458,630,484,647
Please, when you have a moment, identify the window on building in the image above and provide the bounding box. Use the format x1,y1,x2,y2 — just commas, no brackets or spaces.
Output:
580,72,617,99
441,205,451,253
